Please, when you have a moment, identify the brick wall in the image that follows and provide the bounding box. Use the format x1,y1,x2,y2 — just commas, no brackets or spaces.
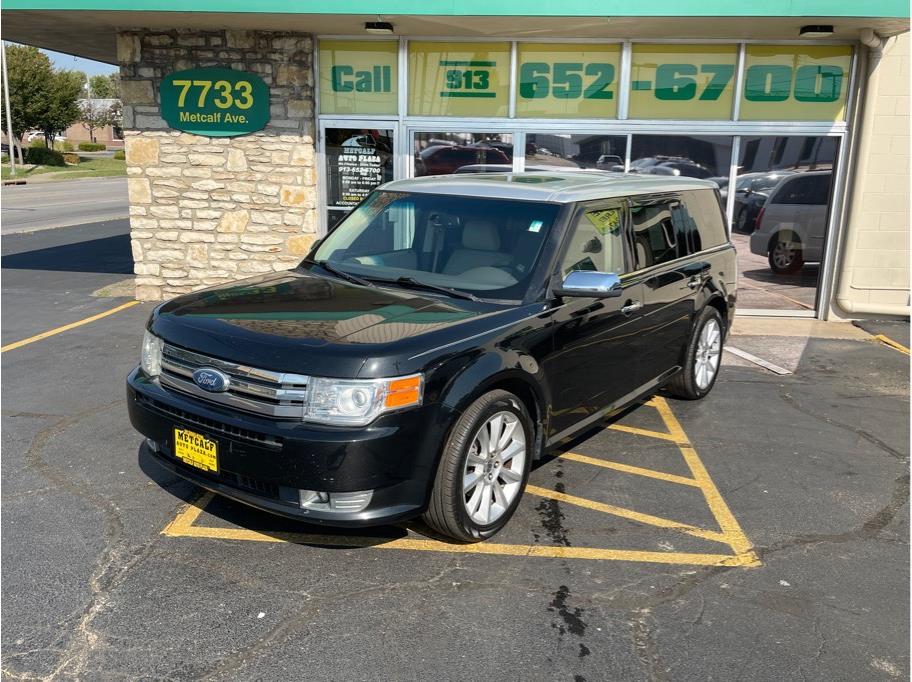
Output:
118,29,318,301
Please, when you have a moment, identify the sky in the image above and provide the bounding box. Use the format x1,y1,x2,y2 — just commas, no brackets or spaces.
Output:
43,48,117,77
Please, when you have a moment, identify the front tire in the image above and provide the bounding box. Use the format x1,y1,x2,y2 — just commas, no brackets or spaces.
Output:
423,390,533,542
667,307,724,400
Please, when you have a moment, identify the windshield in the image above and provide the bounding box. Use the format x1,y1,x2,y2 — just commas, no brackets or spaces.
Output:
312,190,562,301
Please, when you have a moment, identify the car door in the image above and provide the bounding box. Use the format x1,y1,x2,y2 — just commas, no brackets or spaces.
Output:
628,194,698,382
542,201,648,441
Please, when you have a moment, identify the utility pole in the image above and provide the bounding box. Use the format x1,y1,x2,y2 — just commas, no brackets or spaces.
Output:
1,40,17,176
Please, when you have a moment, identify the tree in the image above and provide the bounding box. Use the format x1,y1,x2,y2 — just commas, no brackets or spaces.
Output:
0,45,53,162
38,69,83,147
78,98,119,143
88,73,120,99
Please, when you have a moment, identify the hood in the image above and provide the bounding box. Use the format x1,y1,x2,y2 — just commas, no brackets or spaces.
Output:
150,269,501,377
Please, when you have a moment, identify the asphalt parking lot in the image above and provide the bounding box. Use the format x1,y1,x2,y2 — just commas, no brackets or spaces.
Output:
2,219,909,680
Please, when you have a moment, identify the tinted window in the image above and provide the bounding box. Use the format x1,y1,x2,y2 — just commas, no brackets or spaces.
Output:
681,189,728,250
560,207,626,276
631,199,687,269
772,174,832,205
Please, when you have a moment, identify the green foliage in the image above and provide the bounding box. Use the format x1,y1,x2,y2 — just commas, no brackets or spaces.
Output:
77,142,106,151
0,46,84,147
29,138,48,148
53,140,75,152
0,46,52,141
1,154,8,163
23,147,65,166
113,150,126,160
39,69,85,143
88,73,121,99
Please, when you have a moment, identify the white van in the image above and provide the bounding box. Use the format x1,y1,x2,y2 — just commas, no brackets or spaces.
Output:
749,170,832,273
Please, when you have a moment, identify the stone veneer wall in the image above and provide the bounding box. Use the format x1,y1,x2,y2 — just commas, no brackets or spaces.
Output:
118,29,318,301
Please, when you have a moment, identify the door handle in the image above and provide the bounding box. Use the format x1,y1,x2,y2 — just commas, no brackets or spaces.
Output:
621,300,643,315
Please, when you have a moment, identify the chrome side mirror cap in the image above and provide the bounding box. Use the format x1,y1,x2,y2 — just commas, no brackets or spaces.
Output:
554,271,623,298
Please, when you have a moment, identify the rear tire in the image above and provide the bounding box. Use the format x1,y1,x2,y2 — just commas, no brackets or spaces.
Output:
768,232,804,274
423,390,533,542
667,307,724,400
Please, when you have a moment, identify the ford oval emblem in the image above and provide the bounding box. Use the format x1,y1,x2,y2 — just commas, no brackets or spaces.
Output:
192,367,230,393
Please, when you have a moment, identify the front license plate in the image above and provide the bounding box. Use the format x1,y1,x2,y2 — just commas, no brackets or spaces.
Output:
173,427,218,473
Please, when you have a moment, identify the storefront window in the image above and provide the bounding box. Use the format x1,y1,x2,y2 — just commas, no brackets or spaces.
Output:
628,134,733,180
324,128,394,229
732,135,838,311
516,43,621,119
318,41,398,115
408,42,511,117
413,132,514,175
525,133,627,170
739,46,853,121
628,44,738,120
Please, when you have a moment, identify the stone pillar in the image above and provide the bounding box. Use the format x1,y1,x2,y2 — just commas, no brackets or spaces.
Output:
117,29,318,301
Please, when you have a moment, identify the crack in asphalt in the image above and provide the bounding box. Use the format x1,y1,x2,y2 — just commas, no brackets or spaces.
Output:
6,398,157,681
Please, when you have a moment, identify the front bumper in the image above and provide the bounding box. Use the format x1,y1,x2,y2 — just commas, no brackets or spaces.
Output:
749,229,769,256
127,368,449,526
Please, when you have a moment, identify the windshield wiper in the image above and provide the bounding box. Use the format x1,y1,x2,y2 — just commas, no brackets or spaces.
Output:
303,259,374,288
373,276,479,302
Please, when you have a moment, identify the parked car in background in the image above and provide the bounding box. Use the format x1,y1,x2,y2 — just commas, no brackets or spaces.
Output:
731,171,796,233
415,145,511,175
750,170,832,273
128,171,736,542
596,154,623,170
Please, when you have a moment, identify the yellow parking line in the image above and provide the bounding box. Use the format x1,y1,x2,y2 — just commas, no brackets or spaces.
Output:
607,423,684,443
652,397,758,562
558,452,700,487
161,396,759,567
1,300,140,352
525,484,730,545
873,334,910,355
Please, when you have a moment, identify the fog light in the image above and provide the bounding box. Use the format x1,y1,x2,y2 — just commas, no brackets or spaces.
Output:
298,489,373,513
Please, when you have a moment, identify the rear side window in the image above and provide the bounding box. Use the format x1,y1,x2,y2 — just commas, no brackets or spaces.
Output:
630,198,687,270
772,174,832,205
681,189,728,250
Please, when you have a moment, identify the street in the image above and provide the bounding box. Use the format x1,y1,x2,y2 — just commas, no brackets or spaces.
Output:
0,177,128,234
1,216,908,680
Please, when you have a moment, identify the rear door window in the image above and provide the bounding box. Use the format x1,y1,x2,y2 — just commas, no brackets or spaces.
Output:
772,174,832,206
630,198,687,270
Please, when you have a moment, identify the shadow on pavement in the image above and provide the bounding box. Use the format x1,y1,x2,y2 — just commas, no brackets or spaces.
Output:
1,233,133,275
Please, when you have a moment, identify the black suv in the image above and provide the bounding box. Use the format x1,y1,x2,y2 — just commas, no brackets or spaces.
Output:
128,171,736,541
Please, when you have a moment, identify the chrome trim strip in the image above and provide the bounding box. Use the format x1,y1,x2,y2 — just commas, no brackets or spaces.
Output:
163,344,309,386
161,358,307,402
159,374,306,419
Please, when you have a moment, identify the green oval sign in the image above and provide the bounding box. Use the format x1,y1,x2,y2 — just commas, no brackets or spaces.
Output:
160,67,270,137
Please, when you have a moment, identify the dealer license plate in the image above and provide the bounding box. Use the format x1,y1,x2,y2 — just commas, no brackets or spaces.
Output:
173,427,218,473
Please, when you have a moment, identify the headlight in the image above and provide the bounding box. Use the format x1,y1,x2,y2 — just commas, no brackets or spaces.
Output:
140,330,163,377
305,374,423,426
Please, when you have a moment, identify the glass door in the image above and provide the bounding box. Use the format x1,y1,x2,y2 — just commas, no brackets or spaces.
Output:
319,121,396,231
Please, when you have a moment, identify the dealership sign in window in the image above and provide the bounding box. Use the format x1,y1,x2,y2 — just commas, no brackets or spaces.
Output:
739,45,852,121
628,44,738,120
160,68,269,136
516,43,621,119
319,41,398,115
408,41,511,117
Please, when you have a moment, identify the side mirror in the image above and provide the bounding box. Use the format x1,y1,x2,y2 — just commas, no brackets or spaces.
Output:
554,271,623,298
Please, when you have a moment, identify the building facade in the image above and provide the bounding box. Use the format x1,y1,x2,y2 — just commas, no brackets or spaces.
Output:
3,2,909,319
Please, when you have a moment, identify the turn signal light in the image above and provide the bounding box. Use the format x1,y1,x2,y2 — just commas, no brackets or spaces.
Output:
384,375,423,409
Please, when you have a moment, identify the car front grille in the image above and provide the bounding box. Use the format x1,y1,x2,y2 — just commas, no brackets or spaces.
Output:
159,343,309,419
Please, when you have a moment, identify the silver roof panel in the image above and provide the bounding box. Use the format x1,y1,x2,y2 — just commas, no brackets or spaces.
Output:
380,171,719,204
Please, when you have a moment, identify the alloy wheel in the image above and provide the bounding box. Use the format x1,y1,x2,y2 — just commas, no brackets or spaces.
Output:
694,318,722,390
462,411,527,525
